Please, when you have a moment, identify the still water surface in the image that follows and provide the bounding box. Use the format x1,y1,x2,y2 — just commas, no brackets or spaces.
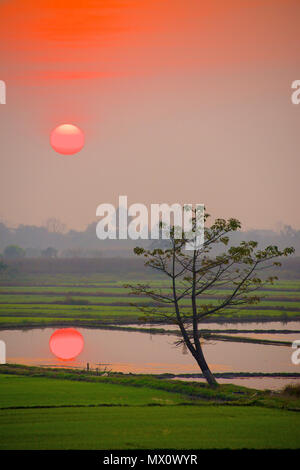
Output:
1,324,299,390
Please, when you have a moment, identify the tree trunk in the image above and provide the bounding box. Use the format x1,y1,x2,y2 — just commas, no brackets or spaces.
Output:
189,250,218,387
193,343,218,387
175,319,218,387
171,248,218,387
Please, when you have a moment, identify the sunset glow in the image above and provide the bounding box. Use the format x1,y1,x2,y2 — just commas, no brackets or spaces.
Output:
1,0,299,230
49,328,84,360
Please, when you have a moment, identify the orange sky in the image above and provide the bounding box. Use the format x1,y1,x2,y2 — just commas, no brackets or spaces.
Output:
1,1,299,80
0,0,299,230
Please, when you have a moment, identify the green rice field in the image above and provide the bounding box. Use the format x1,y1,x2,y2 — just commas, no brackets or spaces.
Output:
0,365,299,449
0,275,299,327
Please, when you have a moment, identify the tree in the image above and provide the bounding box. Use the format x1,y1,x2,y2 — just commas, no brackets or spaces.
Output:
45,218,66,234
3,245,25,259
125,211,294,387
0,259,7,274
41,247,58,258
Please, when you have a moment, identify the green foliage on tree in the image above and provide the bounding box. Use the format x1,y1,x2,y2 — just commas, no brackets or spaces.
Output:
41,247,58,258
0,259,7,273
3,245,25,259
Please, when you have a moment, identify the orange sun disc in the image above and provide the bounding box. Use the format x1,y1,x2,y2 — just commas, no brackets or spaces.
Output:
49,328,84,360
50,124,84,155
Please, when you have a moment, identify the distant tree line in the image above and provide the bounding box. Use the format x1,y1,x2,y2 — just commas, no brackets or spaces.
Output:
0,256,299,279
0,218,300,258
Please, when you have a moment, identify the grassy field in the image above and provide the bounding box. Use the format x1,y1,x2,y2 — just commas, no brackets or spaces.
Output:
0,365,299,449
0,274,299,327
0,374,192,407
2,406,300,450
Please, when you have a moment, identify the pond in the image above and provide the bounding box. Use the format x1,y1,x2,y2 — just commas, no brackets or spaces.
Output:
1,325,299,390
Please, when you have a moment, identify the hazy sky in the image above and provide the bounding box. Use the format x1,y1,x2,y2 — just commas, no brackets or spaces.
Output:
0,0,299,231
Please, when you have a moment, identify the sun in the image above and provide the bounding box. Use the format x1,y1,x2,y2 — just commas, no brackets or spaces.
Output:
49,328,84,360
50,124,84,155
